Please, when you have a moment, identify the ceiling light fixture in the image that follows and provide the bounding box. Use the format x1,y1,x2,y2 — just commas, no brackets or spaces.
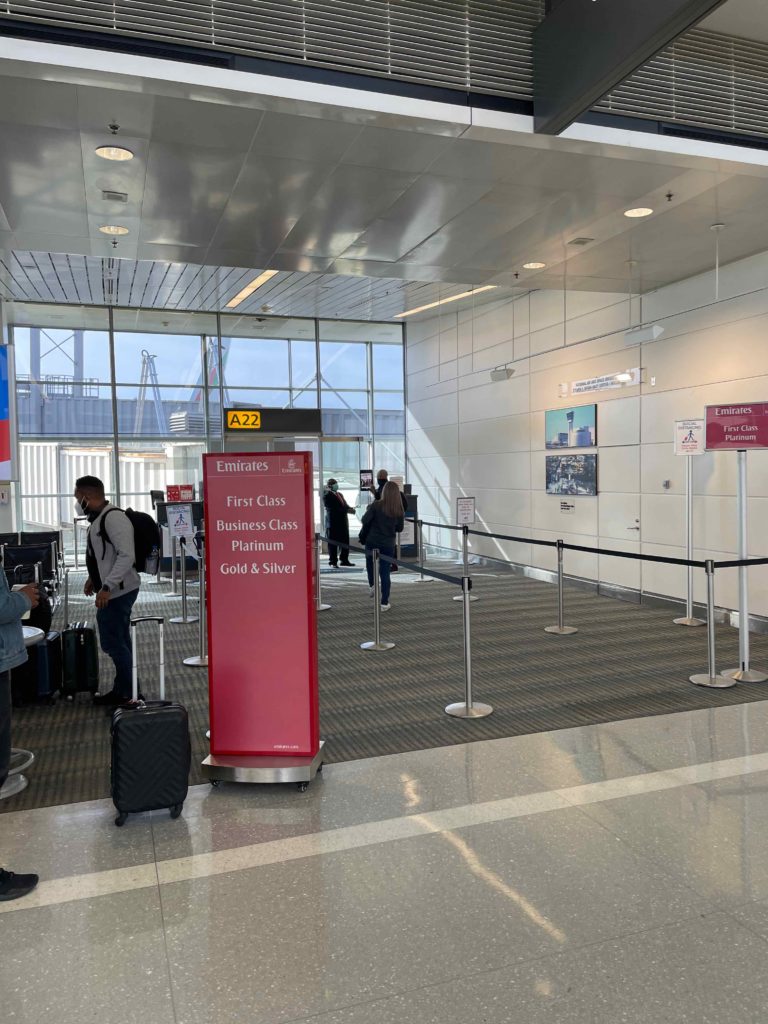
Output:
624,207,653,218
394,285,497,319
98,224,129,236
95,145,134,161
523,262,546,270
225,269,279,309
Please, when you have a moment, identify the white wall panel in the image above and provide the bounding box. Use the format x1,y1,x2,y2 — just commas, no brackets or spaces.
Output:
598,446,640,493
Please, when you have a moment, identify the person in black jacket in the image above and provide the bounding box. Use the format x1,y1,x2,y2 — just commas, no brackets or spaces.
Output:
360,481,404,610
323,479,356,567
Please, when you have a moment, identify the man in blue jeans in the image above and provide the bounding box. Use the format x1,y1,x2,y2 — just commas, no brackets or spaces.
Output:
75,476,141,707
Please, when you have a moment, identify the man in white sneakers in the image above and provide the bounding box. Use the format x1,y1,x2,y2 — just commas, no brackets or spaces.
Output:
75,475,141,708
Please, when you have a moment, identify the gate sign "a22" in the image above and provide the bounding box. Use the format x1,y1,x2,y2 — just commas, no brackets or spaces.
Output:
226,409,262,430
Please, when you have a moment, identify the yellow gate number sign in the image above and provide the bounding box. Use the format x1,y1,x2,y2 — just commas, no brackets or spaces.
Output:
226,409,262,430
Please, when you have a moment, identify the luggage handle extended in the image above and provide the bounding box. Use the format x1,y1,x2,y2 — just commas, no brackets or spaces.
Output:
130,616,165,702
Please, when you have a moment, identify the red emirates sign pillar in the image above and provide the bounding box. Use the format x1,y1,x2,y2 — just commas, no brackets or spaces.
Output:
202,452,321,780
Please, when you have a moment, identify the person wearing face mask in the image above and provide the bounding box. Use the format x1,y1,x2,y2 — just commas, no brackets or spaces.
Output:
74,476,141,707
370,470,407,570
323,478,356,568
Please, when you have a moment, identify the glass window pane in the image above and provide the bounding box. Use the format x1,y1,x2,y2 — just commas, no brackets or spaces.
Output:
320,342,367,389
374,439,406,479
120,442,206,514
115,385,207,437
291,390,319,409
225,389,290,408
372,343,404,389
221,338,289,389
321,391,369,435
13,326,110,382
291,340,317,388
18,379,112,436
113,333,202,387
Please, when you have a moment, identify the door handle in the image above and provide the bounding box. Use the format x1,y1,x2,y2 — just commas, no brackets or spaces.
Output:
627,526,640,531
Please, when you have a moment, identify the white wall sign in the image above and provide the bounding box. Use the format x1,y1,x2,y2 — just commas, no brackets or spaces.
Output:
571,368,641,394
674,419,705,456
560,500,575,514
456,497,476,525
167,503,194,541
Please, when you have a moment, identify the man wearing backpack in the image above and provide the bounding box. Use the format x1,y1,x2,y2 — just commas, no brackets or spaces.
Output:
75,475,142,708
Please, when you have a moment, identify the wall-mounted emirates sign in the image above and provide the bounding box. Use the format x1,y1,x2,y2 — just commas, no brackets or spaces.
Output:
705,403,768,450
226,409,261,430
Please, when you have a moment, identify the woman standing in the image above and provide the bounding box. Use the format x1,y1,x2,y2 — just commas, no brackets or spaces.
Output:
323,479,356,568
360,481,404,610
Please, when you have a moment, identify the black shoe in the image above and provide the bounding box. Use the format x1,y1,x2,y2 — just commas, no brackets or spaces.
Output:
340,561,355,567
93,690,122,707
0,869,39,902
329,563,340,569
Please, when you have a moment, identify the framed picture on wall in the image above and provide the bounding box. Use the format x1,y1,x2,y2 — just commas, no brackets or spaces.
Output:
545,404,597,449
546,454,598,496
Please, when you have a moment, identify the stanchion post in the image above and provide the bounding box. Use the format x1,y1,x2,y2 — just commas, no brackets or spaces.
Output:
446,576,492,718
170,536,179,595
171,537,199,624
690,560,735,688
184,546,208,667
453,524,479,602
723,450,768,682
674,456,705,627
361,549,394,652
545,540,578,635
315,535,331,612
73,519,79,570
63,568,69,628
415,518,432,584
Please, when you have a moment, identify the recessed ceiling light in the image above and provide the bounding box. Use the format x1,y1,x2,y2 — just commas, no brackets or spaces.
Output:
394,285,497,319
225,269,279,309
523,262,546,270
99,224,130,235
95,145,134,161
624,207,653,218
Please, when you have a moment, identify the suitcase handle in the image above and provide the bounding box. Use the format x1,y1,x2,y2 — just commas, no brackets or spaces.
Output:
130,617,165,701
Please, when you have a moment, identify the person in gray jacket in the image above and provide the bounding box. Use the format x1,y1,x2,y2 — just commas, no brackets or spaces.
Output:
0,568,40,900
75,476,141,707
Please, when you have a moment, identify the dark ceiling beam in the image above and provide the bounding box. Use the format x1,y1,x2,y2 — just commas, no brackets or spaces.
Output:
533,0,729,135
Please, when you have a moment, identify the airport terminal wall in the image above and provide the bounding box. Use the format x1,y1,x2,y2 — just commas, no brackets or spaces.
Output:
406,249,768,618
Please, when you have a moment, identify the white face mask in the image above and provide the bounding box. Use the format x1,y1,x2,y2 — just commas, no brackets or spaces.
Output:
74,497,88,516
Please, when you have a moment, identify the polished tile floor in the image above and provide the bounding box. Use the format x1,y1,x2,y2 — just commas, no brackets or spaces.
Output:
4,702,768,1022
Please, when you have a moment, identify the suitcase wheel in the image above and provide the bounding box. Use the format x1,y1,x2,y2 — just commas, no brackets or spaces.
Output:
170,803,183,820
297,782,309,792
115,812,128,827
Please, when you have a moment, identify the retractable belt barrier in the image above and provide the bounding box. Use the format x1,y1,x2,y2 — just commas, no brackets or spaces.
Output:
418,519,768,692
316,533,490,717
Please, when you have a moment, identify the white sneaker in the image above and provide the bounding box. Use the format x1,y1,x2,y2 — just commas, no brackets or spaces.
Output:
381,603,391,612
369,587,375,598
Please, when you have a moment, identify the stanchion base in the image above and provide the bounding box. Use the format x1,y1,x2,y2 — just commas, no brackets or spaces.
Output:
360,641,396,651
673,616,706,627
414,578,434,583
544,625,579,635
445,701,493,719
689,672,737,689
316,603,332,612
0,774,28,799
8,749,34,775
170,615,199,624
202,741,325,787
183,655,208,667
452,594,479,602
722,667,768,683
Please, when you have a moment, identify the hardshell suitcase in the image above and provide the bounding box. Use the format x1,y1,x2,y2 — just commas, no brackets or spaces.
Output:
62,622,99,696
111,616,190,827
11,630,61,705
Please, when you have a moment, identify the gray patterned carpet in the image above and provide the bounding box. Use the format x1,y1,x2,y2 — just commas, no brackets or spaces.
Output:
4,562,768,812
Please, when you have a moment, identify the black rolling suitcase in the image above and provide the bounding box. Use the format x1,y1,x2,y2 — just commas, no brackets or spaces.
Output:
111,616,190,827
62,622,99,697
